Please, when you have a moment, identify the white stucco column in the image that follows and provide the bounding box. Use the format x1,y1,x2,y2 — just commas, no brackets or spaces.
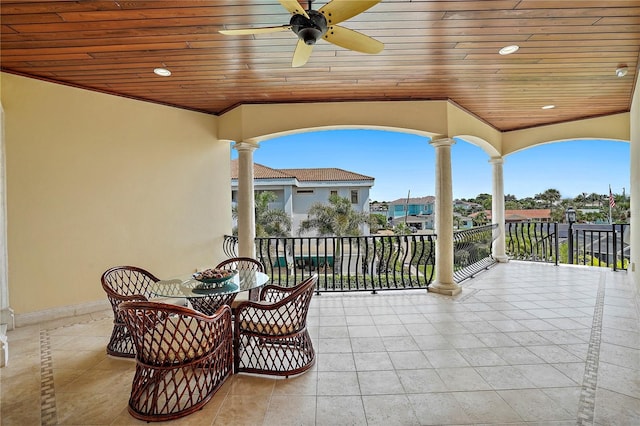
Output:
428,138,461,296
490,157,509,262
234,141,258,259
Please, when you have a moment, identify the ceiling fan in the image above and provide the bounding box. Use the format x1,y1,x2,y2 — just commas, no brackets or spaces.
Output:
219,0,383,67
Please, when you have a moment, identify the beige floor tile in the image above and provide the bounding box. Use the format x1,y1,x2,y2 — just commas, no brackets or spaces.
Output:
316,395,367,426
382,335,420,351
358,370,404,395
213,394,270,425
349,336,386,352
317,337,352,353
407,392,474,425
475,365,537,390
436,367,492,391
353,351,393,371
453,390,523,423
423,349,470,368
1,262,638,425
498,389,575,421
362,394,420,426
597,361,640,399
593,388,640,425
396,369,448,393
56,388,131,425
317,352,355,372
513,364,579,387
388,350,432,369
228,373,276,396
272,370,318,396
541,386,582,415
263,395,316,426
457,347,508,366
316,371,360,395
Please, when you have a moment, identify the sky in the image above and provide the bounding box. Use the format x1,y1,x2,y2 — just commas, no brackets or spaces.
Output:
230,129,630,202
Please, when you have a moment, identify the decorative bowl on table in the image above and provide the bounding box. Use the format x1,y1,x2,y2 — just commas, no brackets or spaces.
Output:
192,268,238,290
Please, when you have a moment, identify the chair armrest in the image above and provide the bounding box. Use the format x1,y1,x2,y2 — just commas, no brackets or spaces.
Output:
259,284,298,302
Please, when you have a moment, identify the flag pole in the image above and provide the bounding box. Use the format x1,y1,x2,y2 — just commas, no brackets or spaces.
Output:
608,185,613,224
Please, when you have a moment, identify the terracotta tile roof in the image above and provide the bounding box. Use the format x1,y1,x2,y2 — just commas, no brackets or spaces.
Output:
230,160,374,182
480,209,552,220
230,160,293,179
279,168,374,182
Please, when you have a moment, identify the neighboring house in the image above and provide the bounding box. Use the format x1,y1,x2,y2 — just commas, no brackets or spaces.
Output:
386,196,435,231
454,199,483,212
453,213,474,229
475,209,552,223
231,160,375,235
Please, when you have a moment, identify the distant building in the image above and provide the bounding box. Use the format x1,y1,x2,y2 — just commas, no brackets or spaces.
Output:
231,160,375,235
454,199,483,211
454,213,474,229
386,196,435,231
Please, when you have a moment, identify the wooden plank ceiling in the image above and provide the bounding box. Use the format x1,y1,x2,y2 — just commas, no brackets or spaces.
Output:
1,0,639,131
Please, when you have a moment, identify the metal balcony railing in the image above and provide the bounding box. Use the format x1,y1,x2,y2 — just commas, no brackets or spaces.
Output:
224,234,436,292
505,222,630,270
505,222,559,264
453,224,499,282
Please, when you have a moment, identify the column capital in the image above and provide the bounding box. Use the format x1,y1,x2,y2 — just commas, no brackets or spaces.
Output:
233,141,259,152
429,138,456,148
489,156,504,165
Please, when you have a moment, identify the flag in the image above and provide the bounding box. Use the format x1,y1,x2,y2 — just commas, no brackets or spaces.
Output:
609,186,616,208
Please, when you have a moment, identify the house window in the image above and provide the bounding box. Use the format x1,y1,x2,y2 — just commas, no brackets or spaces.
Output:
350,190,358,204
296,189,313,194
330,190,338,197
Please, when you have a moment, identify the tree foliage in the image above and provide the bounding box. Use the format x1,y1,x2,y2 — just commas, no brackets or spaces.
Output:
233,191,291,237
298,194,369,237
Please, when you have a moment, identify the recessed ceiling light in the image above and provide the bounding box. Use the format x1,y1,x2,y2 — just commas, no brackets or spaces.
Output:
615,66,628,77
542,105,555,110
153,67,172,77
499,45,519,55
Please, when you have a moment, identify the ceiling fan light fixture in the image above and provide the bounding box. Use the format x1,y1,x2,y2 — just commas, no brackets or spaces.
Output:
153,67,172,77
299,27,322,45
615,66,628,77
499,45,519,55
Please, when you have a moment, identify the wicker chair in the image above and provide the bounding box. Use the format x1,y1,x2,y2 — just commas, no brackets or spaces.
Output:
101,266,159,358
233,274,317,376
118,301,233,422
187,257,264,315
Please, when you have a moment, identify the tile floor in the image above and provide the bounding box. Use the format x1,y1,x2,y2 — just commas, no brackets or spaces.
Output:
1,261,639,425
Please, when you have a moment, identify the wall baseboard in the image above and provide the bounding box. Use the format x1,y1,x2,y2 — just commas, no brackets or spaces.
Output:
15,299,111,328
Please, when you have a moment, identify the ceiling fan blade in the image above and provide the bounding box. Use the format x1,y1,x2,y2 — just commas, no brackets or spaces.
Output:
279,0,309,18
292,39,314,67
323,25,383,54
219,25,291,35
318,0,381,25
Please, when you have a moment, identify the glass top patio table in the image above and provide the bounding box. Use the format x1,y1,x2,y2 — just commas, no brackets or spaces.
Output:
151,270,269,298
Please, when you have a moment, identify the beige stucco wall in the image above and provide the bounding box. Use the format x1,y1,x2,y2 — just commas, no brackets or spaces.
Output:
1,73,230,316
218,101,450,143
502,113,630,156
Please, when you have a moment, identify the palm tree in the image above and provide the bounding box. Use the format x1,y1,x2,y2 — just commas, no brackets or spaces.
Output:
232,191,291,237
298,194,369,237
535,188,562,208
298,194,369,272
472,211,488,226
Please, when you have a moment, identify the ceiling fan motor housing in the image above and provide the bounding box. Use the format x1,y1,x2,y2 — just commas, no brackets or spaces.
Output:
290,10,328,45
